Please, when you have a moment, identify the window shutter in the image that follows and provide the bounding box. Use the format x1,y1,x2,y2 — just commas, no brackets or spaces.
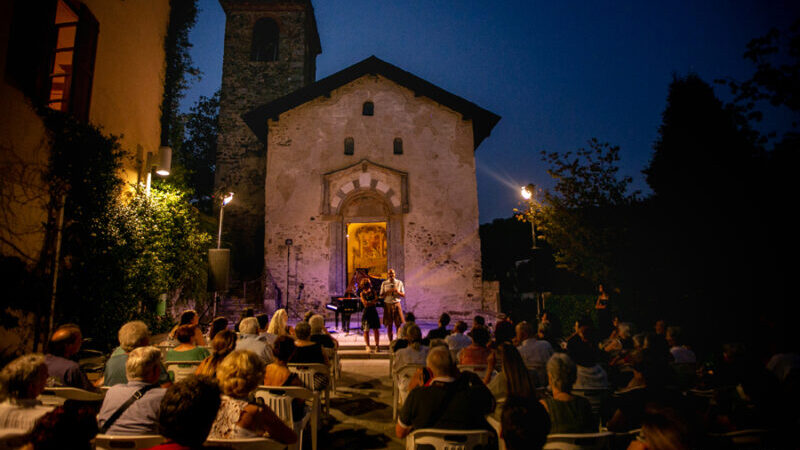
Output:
4,0,58,103
70,3,98,122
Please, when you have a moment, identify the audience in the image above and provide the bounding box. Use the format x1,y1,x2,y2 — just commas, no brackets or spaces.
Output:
235,317,274,365
263,336,306,421
170,310,206,347
97,346,167,435
0,354,54,432
256,313,277,347
290,321,328,365
22,401,97,450
209,350,297,444
396,346,495,439
458,326,491,366
102,321,170,387
149,376,221,450
165,324,211,365
541,353,595,433
393,323,429,375
501,395,550,450
445,321,472,361
487,343,537,418
425,313,451,341
267,309,292,338
44,324,95,391
195,330,237,379
515,321,554,376
234,307,255,333
207,316,229,341
666,326,696,364
309,314,337,349
627,406,695,450
566,318,609,389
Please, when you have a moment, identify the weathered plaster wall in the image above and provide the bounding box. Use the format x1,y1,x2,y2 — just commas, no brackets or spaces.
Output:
85,0,170,186
265,75,484,319
216,0,318,280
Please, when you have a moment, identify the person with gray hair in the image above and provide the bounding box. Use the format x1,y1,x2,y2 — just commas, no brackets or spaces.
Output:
0,354,54,432
516,320,554,373
97,346,167,435
309,313,338,350
396,346,495,439
540,353,595,433
102,321,170,387
235,316,274,365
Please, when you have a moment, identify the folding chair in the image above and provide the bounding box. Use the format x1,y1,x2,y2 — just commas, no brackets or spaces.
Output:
164,360,203,383
204,437,288,449
406,428,492,450
94,434,164,450
287,363,331,416
392,363,426,421
254,385,318,450
485,399,506,450
543,431,613,450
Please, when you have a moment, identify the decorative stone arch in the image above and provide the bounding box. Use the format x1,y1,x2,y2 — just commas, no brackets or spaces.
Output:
323,160,408,295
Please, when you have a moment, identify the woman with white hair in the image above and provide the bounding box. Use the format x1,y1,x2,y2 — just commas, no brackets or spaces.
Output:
540,353,595,433
101,321,170,387
209,350,297,444
0,354,53,432
309,314,338,350
266,308,292,337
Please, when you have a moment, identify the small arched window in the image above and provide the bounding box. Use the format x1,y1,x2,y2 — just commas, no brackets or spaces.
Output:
344,137,354,155
251,18,279,62
362,101,374,116
393,138,403,155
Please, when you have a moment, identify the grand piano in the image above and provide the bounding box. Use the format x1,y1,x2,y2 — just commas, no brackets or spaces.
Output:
326,269,384,332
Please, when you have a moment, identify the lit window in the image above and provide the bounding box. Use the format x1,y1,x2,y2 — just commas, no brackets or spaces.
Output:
362,101,374,116
251,18,279,62
344,137,354,155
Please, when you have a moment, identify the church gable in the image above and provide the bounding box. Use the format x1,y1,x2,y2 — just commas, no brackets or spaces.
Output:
323,159,408,215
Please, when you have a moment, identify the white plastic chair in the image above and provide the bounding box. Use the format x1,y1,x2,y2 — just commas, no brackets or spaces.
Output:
406,428,492,450
42,386,105,402
322,347,339,392
288,363,330,416
254,386,318,450
94,434,164,450
543,431,614,450
205,437,288,449
392,363,426,421
0,428,29,450
164,360,203,383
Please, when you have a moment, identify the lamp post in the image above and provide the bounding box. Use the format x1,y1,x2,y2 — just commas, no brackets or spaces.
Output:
217,192,234,249
520,183,538,249
210,192,234,317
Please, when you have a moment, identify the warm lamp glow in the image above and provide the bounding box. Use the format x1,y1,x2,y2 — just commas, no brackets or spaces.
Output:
521,185,534,200
222,192,235,206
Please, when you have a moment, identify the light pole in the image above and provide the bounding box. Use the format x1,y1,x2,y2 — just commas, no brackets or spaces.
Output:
520,183,537,249
217,192,234,249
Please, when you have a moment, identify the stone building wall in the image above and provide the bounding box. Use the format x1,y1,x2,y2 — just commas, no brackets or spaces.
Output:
264,75,484,319
216,0,319,280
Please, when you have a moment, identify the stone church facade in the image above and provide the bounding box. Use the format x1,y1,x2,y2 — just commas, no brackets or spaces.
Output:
216,1,500,319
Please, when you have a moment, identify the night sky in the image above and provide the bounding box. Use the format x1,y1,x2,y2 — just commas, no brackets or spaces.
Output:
182,0,799,223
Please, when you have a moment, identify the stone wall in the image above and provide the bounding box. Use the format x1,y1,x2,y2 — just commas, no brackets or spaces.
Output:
264,75,484,320
216,0,318,280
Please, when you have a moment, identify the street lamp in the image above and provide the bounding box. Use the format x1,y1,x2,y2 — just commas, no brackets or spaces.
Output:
217,192,234,249
520,183,537,249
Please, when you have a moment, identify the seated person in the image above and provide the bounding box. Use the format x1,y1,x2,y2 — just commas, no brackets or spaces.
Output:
23,401,98,450
207,316,229,341
44,324,96,391
235,317,274,365
515,321,554,371
393,324,429,374
209,350,297,444
487,344,537,418
392,312,417,353
501,395,550,450
196,330,237,379
445,321,472,361
169,310,206,347
396,346,495,438
458,326,491,366
603,322,634,356
0,354,54,433
165,324,211,364
290,321,328,365
309,314,337,349
540,353,595,433
425,313,452,341
97,346,167,435
149,376,221,450
566,318,609,389
101,321,170,387
666,326,696,364
256,313,277,347
264,336,306,421
628,405,696,450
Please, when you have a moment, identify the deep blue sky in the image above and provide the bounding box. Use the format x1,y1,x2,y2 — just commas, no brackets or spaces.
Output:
182,0,798,224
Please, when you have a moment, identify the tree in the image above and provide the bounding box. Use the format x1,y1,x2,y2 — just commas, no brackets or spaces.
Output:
534,139,640,290
178,91,219,214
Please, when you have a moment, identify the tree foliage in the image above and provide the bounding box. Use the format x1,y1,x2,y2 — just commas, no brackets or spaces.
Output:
178,91,219,213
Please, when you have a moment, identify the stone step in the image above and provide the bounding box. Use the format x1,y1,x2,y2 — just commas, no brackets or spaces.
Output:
337,347,392,360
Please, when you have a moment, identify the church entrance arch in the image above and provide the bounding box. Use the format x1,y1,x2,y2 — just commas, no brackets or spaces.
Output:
324,160,408,297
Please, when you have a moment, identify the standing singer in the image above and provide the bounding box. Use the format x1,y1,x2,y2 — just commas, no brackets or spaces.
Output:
380,269,405,342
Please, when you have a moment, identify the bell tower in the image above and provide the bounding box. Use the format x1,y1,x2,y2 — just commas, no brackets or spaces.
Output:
215,0,320,287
